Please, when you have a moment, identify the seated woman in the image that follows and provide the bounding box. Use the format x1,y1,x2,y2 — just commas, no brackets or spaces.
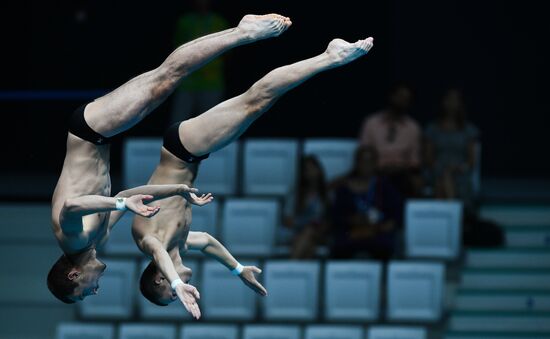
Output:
283,155,329,259
330,146,402,260
424,88,480,211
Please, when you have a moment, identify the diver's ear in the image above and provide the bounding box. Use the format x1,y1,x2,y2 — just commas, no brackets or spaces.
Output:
67,269,80,280
153,272,163,285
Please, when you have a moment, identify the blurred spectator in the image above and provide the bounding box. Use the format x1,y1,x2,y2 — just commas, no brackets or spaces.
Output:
424,88,480,210
170,0,228,123
330,146,403,260
283,156,329,259
359,83,423,197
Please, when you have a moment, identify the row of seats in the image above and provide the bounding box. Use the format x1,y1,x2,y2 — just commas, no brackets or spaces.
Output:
78,260,445,322
123,138,357,194
124,138,482,197
104,198,463,260
57,323,428,339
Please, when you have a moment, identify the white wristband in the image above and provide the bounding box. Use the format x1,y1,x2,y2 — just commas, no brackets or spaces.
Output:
115,197,127,211
231,263,244,276
171,278,184,290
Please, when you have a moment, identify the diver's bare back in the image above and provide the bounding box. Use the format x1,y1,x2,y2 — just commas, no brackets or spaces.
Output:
132,148,193,254
51,133,111,252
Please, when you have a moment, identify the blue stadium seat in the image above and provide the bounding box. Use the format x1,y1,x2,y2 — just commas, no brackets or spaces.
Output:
201,260,258,320
386,261,445,321
78,259,137,319
221,198,279,256
243,139,299,195
324,261,382,321
137,259,199,320
304,325,364,339
180,324,238,339
194,141,239,195
123,138,163,189
303,138,357,181
243,325,301,339
405,200,463,259
262,261,320,321
188,200,219,239
119,324,176,339
102,212,142,256
56,323,114,339
367,326,427,339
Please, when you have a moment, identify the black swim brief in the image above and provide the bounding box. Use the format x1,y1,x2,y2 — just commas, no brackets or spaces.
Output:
163,122,209,163
68,103,111,145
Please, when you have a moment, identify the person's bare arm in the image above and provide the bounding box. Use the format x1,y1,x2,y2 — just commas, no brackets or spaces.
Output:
186,232,267,296
108,185,213,229
115,184,195,202
60,194,160,235
141,235,202,319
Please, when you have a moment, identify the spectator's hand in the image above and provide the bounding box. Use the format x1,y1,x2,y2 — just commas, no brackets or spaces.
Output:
239,266,267,296
126,195,160,217
174,283,201,319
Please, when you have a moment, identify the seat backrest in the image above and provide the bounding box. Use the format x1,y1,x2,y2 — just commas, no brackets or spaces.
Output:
194,141,239,195
367,326,427,339
243,325,301,339
119,324,176,339
303,138,357,181
243,139,299,195
201,260,259,320
180,324,238,339
56,323,115,339
324,261,382,321
262,260,320,321
123,138,163,189
78,259,137,319
386,261,445,321
221,198,279,256
405,199,463,259
304,325,364,339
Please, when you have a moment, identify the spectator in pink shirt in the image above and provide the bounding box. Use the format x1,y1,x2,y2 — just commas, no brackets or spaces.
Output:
359,83,422,197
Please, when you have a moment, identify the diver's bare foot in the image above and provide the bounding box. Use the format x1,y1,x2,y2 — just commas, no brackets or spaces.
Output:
325,37,374,67
237,14,292,41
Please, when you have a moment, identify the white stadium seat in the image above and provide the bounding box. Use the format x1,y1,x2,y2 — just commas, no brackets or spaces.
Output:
78,259,137,319
243,139,299,195
188,200,219,239
263,261,320,321
56,323,114,339
201,260,259,320
119,324,176,339
194,141,239,195
221,198,279,256
386,261,445,321
123,138,163,189
102,212,142,256
243,325,301,339
180,324,238,339
324,261,382,321
304,325,364,339
303,138,357,181
367,326,427,339
405,200,463,259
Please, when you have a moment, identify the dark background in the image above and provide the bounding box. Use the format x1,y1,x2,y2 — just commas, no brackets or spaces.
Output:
1,0,548,190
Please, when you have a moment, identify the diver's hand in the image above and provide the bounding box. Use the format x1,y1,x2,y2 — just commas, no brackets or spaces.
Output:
239,266,267,296
174,283,201,319
125,195,160,217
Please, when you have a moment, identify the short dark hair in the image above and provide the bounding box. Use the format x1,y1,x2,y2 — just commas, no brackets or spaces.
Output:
140,261,168,306
47,254,78,304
